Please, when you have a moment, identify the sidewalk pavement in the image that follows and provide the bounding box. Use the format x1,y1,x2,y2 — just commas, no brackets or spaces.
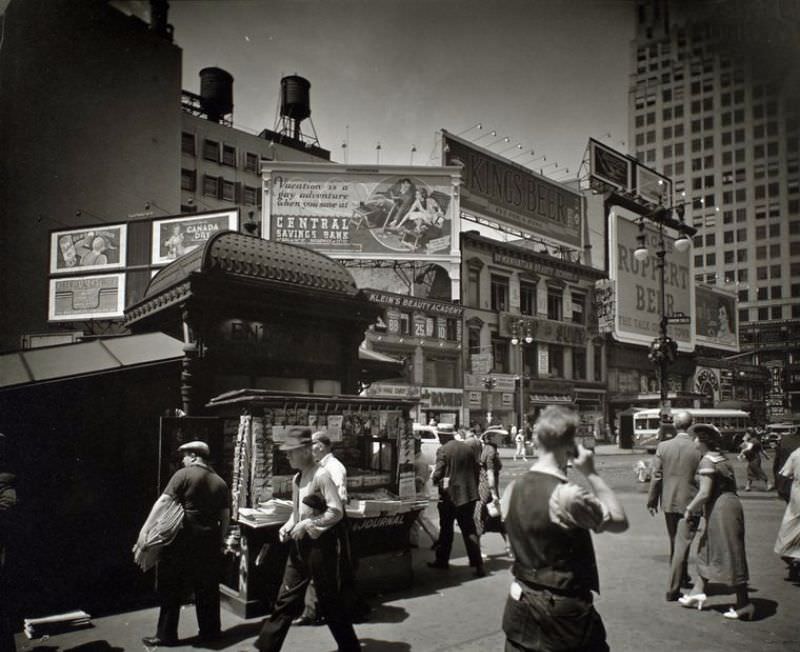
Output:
497,442,638,459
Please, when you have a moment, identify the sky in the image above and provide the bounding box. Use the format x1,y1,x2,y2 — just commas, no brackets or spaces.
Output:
169,0,636,177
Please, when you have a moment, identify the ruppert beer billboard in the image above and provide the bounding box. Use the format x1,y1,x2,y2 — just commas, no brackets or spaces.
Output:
608,209,694,352
442,131,582,247
262,162,461,262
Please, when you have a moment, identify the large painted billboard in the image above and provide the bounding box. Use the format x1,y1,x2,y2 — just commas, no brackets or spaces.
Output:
441,131,582,247
588,137,672,207
152,210,239,265
263,163,461,260
608,210,694,351
50,224,127,274
48,273,125,321
695,285,738,352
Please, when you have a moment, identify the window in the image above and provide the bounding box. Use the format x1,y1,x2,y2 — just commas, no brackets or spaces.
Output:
520,281,537,316
771,286,782,299
490,275,509,311
222,144,236,167
180,168,196,191
245,152,260,173
739,309,749,324
771,306,783,320
467,269,480,307
771,265,782,279
706,253,716,266
738,289,748,302
547,286,563,321
758,307,769,321
756,225,767,239
221,179,236,202
756,287,768,301
181,132,195,156
756,246,767,260
724,251,734,264
572,349,586,380
492,336,509,374
548,345,564,377
202,139,219,162
757,266,768,280
737,268,747,281
468,326,481,357
399,312,411,335
571,292,585,325
243,185,259,205
202,175,219,198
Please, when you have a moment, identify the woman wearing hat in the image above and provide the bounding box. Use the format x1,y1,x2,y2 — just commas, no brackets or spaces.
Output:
678,423,754,620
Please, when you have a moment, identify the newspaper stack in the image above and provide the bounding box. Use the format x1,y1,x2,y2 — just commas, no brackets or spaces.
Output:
24,610,92,639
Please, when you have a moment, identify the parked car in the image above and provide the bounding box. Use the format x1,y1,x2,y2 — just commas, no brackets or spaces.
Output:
764,423,798,449
413,423,458,467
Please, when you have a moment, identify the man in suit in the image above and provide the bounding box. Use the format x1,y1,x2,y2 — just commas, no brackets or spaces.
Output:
429,438,486,577
646,410,702,601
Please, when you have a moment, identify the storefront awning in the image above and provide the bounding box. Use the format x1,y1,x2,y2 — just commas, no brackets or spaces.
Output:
0,333,184,389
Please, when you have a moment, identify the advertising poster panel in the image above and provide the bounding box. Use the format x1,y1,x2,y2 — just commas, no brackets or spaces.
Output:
265,165,459,258
695,285,739,352
636,166,672,206
50,224,127,273
48,273,125,321
442,132,582,247
151,210,239,265
608,210,694,351
589,139,632,191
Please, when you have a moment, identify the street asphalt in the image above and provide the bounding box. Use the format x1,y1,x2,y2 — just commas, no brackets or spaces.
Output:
14,446,799,651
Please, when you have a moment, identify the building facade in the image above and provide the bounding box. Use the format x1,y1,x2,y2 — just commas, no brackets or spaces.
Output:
629,0,800,418
461,232,607,436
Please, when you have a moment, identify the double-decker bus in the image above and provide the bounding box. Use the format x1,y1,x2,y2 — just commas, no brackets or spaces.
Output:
633,408,750,452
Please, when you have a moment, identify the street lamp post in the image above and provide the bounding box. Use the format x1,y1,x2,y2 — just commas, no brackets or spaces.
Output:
482,375,497,426
633,204,694,425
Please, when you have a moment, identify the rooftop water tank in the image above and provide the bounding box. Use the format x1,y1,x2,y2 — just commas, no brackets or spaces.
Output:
199,67,234,122
280,75,311,121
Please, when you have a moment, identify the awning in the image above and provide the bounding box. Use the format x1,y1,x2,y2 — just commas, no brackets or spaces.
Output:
0,333,185,389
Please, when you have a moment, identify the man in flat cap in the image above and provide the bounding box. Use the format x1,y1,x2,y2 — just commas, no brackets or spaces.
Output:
140,440,230,647
254,428,359,652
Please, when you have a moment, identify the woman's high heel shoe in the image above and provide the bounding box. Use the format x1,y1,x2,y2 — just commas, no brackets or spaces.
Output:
677,593,707,610
723,604,755,621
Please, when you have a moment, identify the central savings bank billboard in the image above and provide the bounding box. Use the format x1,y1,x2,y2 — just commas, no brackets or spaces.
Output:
608,209,695,352
262,162,461,262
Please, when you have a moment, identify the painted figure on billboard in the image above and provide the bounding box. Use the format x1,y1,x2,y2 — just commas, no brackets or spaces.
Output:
151,211,238,265
271,173,453,255
50,226,125,273
714,304,736,345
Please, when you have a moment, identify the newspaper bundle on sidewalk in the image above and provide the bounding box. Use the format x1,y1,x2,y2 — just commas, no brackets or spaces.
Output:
24,610,92,639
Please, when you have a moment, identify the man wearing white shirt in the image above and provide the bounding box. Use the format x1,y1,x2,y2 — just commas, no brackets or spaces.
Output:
254,428,359,651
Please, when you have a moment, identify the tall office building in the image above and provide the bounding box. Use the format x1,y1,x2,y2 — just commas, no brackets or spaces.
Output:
629,0,800,417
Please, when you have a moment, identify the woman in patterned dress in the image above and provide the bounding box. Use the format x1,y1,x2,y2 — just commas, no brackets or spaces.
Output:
678,423,754,620
475,429,510,556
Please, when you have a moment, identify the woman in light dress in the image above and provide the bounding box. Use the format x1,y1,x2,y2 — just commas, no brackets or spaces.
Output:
774,446,800,581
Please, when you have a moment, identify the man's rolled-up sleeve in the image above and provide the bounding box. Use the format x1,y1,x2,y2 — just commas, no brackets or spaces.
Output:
549,482,609,531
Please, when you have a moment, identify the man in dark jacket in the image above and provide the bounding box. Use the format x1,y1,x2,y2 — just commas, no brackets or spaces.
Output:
429,438,485,577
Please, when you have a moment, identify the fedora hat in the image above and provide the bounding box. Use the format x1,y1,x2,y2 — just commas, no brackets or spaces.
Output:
279,427,312,451
178,440,210,457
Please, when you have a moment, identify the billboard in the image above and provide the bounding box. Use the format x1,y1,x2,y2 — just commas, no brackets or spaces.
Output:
442,131,582,247
151,210,239,265
263,163,461,260
50,224,127,274
695,285,738,352
48,273,125,321
608,210,694,351
587,138,672,207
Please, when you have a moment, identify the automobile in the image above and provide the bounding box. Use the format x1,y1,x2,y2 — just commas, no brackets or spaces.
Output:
764,423,798,449
413,423,458,467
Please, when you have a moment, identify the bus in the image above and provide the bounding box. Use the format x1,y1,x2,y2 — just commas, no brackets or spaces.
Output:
633,408,750,452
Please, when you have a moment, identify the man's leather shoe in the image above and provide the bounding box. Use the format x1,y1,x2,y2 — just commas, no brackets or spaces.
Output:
427,561,449,569
142,636,177,647
291,615,316,626
666,591,680,602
